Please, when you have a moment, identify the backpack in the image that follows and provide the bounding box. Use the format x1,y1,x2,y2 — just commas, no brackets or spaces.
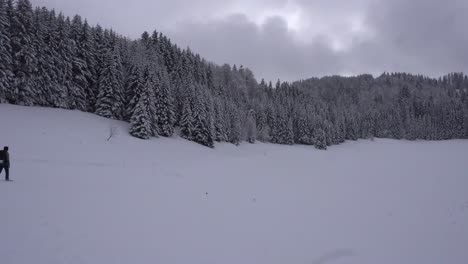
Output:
0,150,5,161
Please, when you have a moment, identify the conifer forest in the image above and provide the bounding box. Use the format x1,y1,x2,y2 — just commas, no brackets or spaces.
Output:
1,0,468,149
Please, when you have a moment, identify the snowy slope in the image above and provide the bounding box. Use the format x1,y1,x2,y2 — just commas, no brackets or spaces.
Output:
1,103,468,264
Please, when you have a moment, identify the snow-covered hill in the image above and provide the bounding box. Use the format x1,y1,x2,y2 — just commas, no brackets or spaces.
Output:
1,104,468,264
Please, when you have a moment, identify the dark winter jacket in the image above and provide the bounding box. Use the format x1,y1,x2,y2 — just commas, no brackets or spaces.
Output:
0,151,9,168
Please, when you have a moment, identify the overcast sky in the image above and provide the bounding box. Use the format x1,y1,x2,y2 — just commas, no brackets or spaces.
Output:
31,0,468,82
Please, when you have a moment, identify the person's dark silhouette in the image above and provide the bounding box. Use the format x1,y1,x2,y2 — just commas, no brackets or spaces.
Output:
0,146,10,181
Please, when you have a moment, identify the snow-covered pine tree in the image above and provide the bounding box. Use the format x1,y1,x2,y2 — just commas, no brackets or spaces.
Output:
179,85,195,141
141,31,150,46
173,50,193,125
70,15,93,111
228,102,242,145
92,25,107,96
245,109,257,143
265,102,276,142
323,119,334,146
463,108,468,138
313,127,327,150
154,67,175,137
213,96,228,142
191,84,214,147
160,33,177,75
253,103,266,142
124,64,144,120
10,0,37,105
141,65,159,137
271,105,288,144
95,46,124,119
150,30,159,48
79,20,98,111
55,15,87,111
44,9,68,108
111,44,125,119
334,110,346,143
129,83,152,140
31,7,53,106
169,61,183,125
295,109,313,145
0,0,12,102
285,117,294,145
344,109,359,140
52,13,75,109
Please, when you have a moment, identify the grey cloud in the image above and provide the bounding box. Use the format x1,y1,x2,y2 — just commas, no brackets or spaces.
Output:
351,0,468,77
30,0,243,36
167,14,343,82
30,0,468,81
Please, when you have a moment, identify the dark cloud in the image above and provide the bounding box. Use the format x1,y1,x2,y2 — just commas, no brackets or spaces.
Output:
167,14,343,81
30,0,468,81
352,0,468,77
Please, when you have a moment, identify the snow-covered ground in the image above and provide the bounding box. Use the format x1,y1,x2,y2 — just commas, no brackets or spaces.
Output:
1,103,468,264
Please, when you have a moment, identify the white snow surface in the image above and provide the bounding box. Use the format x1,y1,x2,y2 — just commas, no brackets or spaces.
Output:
1,104,468,264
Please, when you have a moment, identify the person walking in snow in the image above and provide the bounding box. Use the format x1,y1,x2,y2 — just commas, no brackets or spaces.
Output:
0,146,10,181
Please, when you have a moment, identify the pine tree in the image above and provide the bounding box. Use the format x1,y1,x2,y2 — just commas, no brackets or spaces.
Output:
271,106,290,144
45,9,68,108
56,14,75,109
95,47,123,119
31,7,54,106
125,65,144,120
141,65,158,137
0,0,12,102
80,20,98,111
191,85,214,147
92,24,107,97
180,88,194,140
70,15,93,111
313,127,327,150
228,102,242,145
285,117,294,145
10,0,37,105
246,109,257,143
213,96,228,142
112,44,125,119
54,15,87,111
154,67,175,137
172,50,193,125
129,85,152,139
295,111,313,145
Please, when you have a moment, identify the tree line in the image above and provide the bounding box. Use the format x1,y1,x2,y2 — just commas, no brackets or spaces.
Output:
1,0,467,149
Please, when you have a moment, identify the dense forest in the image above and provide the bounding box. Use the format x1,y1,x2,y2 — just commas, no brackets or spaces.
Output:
1,0,468,149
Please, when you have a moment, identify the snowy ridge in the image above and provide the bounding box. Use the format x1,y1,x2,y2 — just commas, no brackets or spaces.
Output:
1,104,468,264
